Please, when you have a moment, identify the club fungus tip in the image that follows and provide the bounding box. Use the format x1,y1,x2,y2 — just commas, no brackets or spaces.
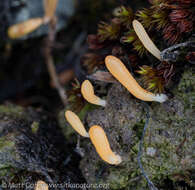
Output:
65,110,89,138
89,125,122,165
81,80,106,107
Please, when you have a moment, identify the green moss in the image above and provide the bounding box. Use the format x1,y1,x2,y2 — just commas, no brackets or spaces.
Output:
141,122,193,187
107,170,129,189
0,136,15,150
0,104,25,118
175,68,195,109
31,121,39,134
0,165,16,176
80,68,195,189
0,131,22,179
133,120,145,139
78,104,97,120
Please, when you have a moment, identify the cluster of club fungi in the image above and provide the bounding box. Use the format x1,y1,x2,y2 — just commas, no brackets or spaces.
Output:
81,0,194,94
65,20,169,166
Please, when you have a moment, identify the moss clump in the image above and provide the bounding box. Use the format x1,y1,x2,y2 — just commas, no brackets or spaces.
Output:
108,170,129,189
0,104,25,118
133,120,145,139
0,137,15,150
0,104,85,186
175,68,195,109
31,121,39,134
0,134,20,178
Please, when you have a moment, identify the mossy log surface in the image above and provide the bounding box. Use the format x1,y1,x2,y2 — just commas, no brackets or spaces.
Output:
79,67,195,190
0,104,85,190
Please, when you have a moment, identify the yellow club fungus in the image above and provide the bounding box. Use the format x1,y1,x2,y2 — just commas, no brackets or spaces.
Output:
8,18,44,39
65,110,89,137
35,180,48,190
132,19,161,61
105,55,168,102
81,80,106,107
43,0,58,23
89,125,122,165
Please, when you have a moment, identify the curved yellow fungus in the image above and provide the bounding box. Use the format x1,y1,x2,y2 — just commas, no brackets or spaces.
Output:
89,125,122,165
81,80,106,107
35,180,48,190
105,55,168,102
65,110,89,137
8,18,44,39
132,20,161,61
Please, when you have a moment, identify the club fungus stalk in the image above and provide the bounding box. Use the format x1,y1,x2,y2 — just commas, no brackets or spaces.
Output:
81,80,106,107
105,55,168,102
132,20,161,61
89,125,122,165
65,110,89,137
43,0,68,106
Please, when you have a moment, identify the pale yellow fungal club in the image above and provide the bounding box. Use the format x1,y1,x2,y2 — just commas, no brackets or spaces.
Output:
81,80,106,107
89,125,122,165
43,0,58,23
105,55,168,102
132,19,161,61
8,18,44,39
35,180,48,190
65,110,89,137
